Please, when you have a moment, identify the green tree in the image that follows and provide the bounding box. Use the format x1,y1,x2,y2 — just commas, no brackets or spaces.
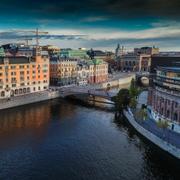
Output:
113,88,130,113
129,97,137,109
157,120,169,129
136,108,148,121
129,78,139,98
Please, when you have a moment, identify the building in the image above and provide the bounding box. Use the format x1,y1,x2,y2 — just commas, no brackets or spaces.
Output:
134,46,159,55
139,54,151,72
115,44,124,60
0,47,5,57
42,45,60,56
148,66,180,133
50,57,77,86
76,62,90,85
50,56,108,86
16,46,34,57
0,53,49,99
87,59,108,84
119,53,139,71
150,54,180,74
59,49,88,59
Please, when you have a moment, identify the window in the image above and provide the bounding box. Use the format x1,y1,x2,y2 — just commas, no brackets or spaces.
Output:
11,72,16,76
1,91,5,97
11,66,16,69
20,71,24,75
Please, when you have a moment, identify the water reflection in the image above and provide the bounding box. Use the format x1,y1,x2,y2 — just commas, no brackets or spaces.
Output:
114,115,180,180
0,99,179,180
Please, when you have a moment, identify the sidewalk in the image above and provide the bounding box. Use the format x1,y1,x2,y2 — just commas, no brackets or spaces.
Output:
135,91,180,149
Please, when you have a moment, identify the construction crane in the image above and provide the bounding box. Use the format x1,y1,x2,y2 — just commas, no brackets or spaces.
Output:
18,37,32,46
16,28,48,48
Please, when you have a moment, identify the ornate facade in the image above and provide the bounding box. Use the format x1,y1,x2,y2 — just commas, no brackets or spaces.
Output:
148,66,180,132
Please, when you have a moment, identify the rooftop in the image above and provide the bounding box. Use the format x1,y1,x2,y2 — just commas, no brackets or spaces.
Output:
157,66,180,73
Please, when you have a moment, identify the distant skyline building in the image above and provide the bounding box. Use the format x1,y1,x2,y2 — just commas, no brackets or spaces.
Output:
59,49,88,59
115,44,124,60
134,46,159,55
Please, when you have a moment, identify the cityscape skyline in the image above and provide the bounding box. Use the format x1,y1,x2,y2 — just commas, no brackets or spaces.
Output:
0,0,180,50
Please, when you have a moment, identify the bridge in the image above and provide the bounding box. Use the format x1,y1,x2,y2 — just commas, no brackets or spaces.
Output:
50,86,117,101
135,72,150,85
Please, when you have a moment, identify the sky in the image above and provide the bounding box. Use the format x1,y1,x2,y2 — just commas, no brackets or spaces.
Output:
0,0,180,51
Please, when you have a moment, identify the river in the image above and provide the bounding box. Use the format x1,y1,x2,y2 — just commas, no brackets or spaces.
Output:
0,98,179,180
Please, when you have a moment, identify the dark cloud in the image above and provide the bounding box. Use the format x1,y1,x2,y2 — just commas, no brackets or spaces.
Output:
0,0,180,21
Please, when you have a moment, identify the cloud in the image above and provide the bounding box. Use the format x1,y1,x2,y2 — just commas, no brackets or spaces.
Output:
0,30,87,40
1,0,180,21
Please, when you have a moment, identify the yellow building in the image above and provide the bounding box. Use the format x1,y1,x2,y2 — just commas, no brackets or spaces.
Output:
50,58,77,86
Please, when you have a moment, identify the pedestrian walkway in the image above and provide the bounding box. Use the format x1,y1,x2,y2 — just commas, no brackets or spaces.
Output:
135,91,180,149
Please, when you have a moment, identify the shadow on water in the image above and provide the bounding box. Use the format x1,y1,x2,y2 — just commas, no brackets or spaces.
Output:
0,97,179,180
113,115,180,180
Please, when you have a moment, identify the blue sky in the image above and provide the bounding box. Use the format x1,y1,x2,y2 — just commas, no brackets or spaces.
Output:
0,0,180,51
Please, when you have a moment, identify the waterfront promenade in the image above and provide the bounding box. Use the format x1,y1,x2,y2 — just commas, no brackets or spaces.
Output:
136,91,180,148
125,91,180,159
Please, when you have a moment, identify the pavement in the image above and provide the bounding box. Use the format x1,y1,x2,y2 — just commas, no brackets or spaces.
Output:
135,91,180,149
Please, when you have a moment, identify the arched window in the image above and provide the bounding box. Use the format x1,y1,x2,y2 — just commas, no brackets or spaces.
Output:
15,89,18,95
19,89,22,94
23,88,26,93
174,113,178,121
1,91,5,97
11,90,14,96
27,87,30,93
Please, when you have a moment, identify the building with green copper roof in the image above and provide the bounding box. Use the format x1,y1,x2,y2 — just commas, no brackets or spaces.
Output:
59,49,88,59
0,47,5,57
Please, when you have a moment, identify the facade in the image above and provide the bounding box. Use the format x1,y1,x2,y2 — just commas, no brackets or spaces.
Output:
87,59,108,84
119,53,139,71
59,49,88,59
134,46,159,55
50,57,77,86
42,45,60,56
115,44,124,60
139,54,151,72
0,47,5,57
0,54,49,99
77,62,90,85
50,57,108,86
150,55,180,74
148,66,180,133
16,46,34,57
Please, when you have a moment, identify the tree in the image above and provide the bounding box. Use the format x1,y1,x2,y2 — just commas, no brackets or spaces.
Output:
129,78,139,98
113,88,130,113
135,108,148,121
129,97,137,109
157,120,169,129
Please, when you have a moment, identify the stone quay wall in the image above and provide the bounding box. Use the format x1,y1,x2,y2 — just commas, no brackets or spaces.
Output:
0,90,60,110
100,75,135,89
123,110,180,159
